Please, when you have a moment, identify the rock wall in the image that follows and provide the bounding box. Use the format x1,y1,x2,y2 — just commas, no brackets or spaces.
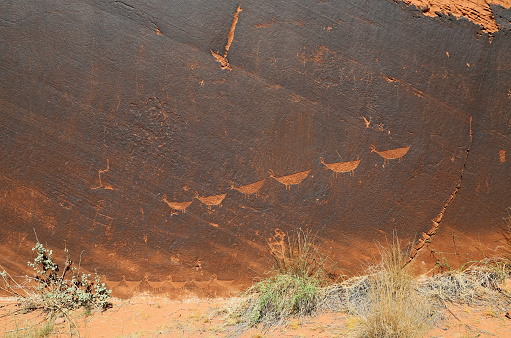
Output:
0,0,510,292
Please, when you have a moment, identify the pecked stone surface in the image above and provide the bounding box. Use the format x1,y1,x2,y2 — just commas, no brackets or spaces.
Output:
0,0,510,293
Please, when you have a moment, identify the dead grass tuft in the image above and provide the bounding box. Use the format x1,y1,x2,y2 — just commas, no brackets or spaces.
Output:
418,259,510,309
347,236,438,338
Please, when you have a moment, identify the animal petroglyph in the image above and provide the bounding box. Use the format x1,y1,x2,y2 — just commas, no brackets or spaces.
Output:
91,159,114,190
196,192,227,209
270,169,311,190
162,194,192,213
160,146,410,214
231,179,265,197
370,145,410,164
320,157,361,177
211,4,242,70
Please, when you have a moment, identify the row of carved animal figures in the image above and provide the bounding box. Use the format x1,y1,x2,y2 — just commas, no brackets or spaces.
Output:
103,275,234,295
162,145,410,212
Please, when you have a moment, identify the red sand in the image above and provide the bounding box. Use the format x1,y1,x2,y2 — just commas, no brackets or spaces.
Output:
2,295,511,337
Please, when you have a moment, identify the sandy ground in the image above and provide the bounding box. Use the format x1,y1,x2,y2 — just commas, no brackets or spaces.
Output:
1,295,511,337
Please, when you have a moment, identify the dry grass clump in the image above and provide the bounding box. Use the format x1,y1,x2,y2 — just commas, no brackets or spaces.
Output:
2,316,55,338
268,228,328,280
418,259,510,309
222,226,511,336
225,229,328,331
347,237,438,338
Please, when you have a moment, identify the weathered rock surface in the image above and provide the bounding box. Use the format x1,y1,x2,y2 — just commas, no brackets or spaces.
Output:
0,0,510,293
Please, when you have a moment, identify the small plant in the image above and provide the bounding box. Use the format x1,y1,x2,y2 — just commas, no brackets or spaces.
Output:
350,236,438,338
269,228,327,281
246,273,320,326
1,240,112,317
227,228,328,330
3,319,55,338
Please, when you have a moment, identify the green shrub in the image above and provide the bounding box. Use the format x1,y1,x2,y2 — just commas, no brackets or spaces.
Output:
1,241,111,315
227,228,327,330
246,273,320,326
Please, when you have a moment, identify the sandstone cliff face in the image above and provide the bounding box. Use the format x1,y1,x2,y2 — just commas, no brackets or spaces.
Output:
0,0,510,293
400,0,511,33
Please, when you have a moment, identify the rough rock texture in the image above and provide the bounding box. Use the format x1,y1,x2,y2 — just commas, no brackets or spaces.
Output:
400,0,511,33
0,0,510,294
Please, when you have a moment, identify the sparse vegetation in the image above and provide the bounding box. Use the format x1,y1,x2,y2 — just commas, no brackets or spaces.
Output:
3,219,511,337
419,258,509,308
347,236,438,338
226,228,328,330
0,239,112,335
220,229,511,336
3,318,55,338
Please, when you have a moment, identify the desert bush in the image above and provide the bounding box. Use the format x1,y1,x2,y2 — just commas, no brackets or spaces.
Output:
226,228,328,330
349,236,438,338
0,241,111,316
241,273,319,327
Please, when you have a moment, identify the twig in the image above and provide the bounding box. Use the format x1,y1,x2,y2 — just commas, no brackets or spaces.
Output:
33,228,39,243
5,327,30,333
438,298,462,322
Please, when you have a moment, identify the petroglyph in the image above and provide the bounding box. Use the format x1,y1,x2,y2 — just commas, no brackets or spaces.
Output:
92,211,114,236
268,228,286,260
103,274,234,297
362,116,391,134
94,200,107,210
210,275,234,288
231,179,265,197
196,192,227,209
362,116,371,128
500,150,506,163
320,157,361,177
161,194,192,213
160,148,404,211
91,159,114,190
57,195,74,210
211,4,242,70
371,145,410,164
270,169,311,190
